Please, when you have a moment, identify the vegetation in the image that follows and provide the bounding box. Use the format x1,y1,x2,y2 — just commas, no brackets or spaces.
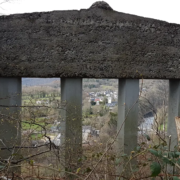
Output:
0,78,179,179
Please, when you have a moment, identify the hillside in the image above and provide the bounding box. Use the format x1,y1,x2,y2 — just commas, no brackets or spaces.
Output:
22,78,59,86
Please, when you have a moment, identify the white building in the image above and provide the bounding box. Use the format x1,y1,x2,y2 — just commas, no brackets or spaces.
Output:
36,100,41,104
108,97,112,104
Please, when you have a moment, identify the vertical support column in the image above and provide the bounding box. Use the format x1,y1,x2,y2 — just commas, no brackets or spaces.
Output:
61,78,82,173
0,78,21,168
116,79,139,175
168,80,180,149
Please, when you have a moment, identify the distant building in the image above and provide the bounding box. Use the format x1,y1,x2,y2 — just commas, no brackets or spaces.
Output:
82,126,99,143
105,102,117,110
89,97,95,102
82,126,93,133
53,133,61,146
50,120,61,133
108,97,112,104
89,97,103,105
36,100,49,105
139,117,154,133
36,100,41,104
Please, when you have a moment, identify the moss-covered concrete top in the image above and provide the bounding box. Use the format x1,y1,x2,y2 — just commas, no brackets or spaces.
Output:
1,1,180,78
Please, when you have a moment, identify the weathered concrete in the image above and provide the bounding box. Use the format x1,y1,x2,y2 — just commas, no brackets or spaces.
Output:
116,79,139,175
0,78,21,164
61,78,82,172
1,2,180,78
168,80,180,149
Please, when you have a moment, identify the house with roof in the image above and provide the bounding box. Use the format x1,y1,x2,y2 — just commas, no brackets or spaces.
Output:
82,126,99,143
105,102,117,110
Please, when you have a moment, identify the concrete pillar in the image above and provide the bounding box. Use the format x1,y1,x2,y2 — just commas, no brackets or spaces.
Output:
0,78,21,168
168,80,180,150
61,78,82,173
116,79,139,176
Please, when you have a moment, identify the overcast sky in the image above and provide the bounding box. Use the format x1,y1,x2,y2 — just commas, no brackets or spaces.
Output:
0,0,180,24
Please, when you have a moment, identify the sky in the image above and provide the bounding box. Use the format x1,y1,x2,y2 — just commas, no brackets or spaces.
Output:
0,0,180,24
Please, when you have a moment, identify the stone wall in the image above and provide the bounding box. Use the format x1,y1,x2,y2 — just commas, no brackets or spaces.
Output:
0,2,180,78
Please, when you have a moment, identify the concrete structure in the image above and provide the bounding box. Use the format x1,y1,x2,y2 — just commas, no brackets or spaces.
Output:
117,79,139,152
1,3,180,78
116,79,139,176
61,78,82,171
0,0,180,177
0,78,21,171
168,80,180,149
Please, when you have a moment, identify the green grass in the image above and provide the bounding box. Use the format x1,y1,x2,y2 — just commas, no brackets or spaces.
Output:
30,133,44,140
22,117,52,131
54,97,60,100
101,85,112,89
159,123,167,131
22,99,36,104
21,93,61,131
22,96,61,105
22,122,51,131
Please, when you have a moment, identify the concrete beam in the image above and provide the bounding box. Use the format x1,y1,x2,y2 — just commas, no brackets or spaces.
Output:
168,80,180,149
0,78,21,168
61,78,82,173
1,3,180,78
116,79,139,175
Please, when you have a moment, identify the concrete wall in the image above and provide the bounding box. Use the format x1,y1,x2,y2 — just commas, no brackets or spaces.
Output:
117,79,139,154
0,78,21,160
61,78,82,171
0,2,180,78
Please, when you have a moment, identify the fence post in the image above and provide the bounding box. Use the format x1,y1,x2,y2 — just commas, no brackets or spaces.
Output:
0,78,21,172
116,79,139,176
61,78,82,175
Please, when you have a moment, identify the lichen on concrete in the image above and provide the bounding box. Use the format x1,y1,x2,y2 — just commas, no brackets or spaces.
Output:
0,2,180,78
